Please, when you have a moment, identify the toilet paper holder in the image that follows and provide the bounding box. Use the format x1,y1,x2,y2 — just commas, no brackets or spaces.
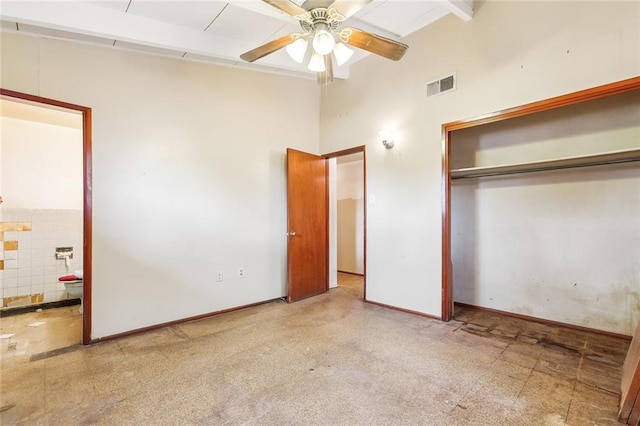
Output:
55,247,74,260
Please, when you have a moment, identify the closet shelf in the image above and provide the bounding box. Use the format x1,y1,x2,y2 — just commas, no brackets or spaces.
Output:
451,147,640,179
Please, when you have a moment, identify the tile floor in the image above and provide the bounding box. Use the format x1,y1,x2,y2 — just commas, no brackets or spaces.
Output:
0,304,82,360
0,273,629,425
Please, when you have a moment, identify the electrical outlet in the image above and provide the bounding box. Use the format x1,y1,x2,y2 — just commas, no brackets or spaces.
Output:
216,271,223,282
238,268,245,279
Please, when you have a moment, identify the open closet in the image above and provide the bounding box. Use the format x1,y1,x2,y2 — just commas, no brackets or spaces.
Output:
442,77,640,337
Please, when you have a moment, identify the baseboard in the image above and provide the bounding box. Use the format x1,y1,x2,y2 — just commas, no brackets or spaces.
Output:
90,297,282,344
337,270,364,276
366,299,441,320
0,298,81,318
455,302,632,340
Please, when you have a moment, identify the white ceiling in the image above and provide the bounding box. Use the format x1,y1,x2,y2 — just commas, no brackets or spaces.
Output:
0,0,473,80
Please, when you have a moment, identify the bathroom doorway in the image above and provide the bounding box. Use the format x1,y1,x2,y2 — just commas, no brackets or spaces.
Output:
0,89,92,345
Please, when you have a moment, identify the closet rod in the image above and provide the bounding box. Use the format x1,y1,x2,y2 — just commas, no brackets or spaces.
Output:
451,148,640,179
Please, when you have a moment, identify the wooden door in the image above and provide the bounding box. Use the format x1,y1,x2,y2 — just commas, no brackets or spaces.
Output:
619,320,640,424
287,148,328,302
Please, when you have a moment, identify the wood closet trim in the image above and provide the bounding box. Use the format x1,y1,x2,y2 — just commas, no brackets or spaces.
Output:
0,88,93,345
440,76,640,321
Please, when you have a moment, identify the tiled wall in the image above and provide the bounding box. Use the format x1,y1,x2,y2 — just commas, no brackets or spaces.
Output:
0,209,83,308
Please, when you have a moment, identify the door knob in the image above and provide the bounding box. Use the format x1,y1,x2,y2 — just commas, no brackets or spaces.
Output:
287,231,296,237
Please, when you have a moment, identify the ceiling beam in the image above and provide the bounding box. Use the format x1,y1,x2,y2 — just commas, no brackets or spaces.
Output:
0,1,337,77
344,16,403,40
231,1,299,23
1,1,241,58
0,1,451,80
438,0,474,22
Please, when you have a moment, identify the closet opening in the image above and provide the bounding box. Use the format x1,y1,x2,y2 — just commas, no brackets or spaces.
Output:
441,77,640,338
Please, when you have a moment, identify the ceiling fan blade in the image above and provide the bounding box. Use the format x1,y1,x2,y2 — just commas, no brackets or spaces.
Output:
317,55,334,84
341,27,408,61
263,0,308,17
328,0,372,20
240,34,296,62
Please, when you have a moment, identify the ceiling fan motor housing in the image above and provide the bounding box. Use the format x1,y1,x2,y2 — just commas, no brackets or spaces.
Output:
300,8,342,34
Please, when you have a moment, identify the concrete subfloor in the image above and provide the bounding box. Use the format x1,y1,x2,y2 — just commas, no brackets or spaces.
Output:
0,273,629,425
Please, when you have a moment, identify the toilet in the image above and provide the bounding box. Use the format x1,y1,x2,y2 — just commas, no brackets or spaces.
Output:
61,270,84,314
64,281,83,314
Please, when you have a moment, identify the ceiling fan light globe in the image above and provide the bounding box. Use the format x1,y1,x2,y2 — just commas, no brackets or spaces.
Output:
285,38,308,63
312,30,336,55
333,42,354,66
308,53,326,72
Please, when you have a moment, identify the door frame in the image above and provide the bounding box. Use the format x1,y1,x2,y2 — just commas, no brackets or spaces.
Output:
323,145,367,300
0,88,93,344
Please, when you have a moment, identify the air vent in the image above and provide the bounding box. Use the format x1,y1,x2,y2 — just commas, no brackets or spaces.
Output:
425,73,456,97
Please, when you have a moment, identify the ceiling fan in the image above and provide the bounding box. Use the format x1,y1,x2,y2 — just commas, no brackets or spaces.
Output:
240,0,409,84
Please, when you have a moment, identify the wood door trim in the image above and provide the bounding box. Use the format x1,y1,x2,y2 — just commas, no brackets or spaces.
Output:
324,154,330,294
620,326,640,422
323,146,367,158
444,76,640,132
323,145,367,301
0,88,93,345
622,378,640,423
441,76,640,321
628,404,640,426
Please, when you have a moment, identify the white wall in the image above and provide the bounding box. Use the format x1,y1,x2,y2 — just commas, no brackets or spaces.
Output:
337,160,364,199
1,116,83,210
328,158,338,288
319,1,640,321
337,198,364,274
336,159,364,274
452,165,640,335
450,90,640,170
0,118,2,206
1,32,319,338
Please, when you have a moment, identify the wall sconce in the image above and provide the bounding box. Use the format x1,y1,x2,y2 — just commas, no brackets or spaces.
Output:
379,130,395,149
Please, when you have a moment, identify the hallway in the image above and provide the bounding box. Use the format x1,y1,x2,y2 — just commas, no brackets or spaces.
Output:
1,273,627,424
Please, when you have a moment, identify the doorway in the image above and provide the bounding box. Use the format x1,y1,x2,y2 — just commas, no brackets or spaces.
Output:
0,89,92,344
324,146,366,300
